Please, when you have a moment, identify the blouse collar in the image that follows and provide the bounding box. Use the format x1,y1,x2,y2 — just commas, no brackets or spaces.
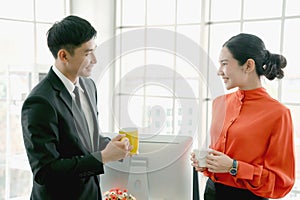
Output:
236,87,267,102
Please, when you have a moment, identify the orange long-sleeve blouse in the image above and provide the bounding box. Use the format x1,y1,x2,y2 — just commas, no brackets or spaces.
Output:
204,87,295,198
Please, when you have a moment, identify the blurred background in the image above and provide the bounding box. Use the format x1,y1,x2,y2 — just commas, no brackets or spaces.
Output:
0,0,299,199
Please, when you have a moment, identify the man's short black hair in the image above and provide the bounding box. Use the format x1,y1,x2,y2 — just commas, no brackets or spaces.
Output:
47,15,97,58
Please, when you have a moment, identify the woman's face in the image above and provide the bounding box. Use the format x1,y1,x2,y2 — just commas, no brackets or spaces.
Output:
217,47,247,90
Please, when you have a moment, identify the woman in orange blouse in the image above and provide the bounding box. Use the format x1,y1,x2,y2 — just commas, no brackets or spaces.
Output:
191,33,295,200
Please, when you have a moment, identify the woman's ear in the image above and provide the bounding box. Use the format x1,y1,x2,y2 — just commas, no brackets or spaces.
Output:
245,58,255,73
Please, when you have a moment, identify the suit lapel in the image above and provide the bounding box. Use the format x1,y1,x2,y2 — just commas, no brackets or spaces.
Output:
47,68,92,153
47,69,73,114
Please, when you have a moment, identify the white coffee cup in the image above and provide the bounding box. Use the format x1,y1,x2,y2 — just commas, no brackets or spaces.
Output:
193,148,210,167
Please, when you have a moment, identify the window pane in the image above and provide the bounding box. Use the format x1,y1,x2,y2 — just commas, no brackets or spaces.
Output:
243,0,282,19
175,77,201,99
0,72,7,194
116,28,146,93
122,0,146,26
174,99,199,136
282,79,300,104
116,0,121,27
147,0,175,25
262,78,279,99
118,51,145,93
289,105,300,144
285,0,300,16
287,105,300,195
210,0,242,21
145,50,174,97
9,72,30,154
35,0,65,22
2,72,32,199
177,0,202,24
36,23,54,65
208,23,240,67
0,20,34,66
175,56,204,98
114,94,145,129
128,95,145,128
9,168,31,198
0,167,5,199
0,0,34,20
145,97,174,135
145,84,173,98
97,64,110,132
283,19,300,78
146,50,174,69
176,25,201,46
243,20,281,52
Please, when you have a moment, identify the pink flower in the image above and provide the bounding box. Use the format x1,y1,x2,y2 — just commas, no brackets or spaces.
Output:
103,188,136,200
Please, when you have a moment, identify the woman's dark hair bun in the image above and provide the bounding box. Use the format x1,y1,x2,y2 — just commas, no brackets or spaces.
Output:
263,50,286,80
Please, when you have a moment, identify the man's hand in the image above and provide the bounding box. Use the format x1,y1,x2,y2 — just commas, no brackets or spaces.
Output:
101,134,133,164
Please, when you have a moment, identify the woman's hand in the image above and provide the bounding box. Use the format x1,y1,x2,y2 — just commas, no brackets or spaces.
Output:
190,152,206,172
206,149,233,173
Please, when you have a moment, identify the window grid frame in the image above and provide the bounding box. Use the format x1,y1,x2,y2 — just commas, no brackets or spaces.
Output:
0,1,70,199
115,0,300,198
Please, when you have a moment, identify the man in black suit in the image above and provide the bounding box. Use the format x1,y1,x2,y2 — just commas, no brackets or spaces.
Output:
21,15,132,200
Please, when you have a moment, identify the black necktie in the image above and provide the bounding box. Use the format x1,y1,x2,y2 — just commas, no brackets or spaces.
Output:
72,85,92,151
73,86,82,110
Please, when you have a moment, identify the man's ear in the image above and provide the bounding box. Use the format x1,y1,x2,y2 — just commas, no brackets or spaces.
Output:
57,49,68,63
245,58,255,73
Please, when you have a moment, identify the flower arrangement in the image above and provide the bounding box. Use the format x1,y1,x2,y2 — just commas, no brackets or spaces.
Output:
103,188,136,200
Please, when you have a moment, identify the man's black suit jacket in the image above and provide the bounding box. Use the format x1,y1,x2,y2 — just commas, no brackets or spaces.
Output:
21,68,110,200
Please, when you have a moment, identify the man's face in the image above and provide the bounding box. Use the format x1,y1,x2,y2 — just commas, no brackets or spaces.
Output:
67,39,97,78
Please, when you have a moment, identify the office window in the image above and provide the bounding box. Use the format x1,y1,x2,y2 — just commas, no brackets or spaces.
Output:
177,0,201,24
0,20,34,65
210,0,241,21
286,0,300,16
243,0,282,19
117,0,300,199
115,0,205,143
0,0,34,21
0,1,69,199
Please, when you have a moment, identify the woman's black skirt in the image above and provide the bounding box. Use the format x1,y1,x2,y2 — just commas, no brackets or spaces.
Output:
204,178,268,200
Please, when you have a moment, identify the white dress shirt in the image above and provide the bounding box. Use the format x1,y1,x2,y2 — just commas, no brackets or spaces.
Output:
52,66,94,149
